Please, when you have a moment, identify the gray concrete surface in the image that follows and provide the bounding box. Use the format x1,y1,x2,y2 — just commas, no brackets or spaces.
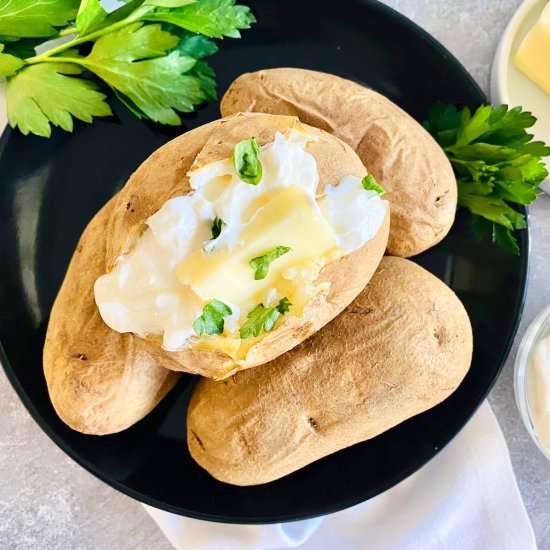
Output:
1,0,550,548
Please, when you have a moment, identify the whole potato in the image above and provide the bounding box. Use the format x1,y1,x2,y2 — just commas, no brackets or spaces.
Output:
221,68,457,258
187,257,472,485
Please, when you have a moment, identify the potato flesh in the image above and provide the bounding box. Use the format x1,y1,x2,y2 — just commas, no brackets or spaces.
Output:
176,186,336,313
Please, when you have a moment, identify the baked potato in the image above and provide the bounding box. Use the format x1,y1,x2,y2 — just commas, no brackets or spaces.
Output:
187,256,473,485
43,198,180,435
220,68,456,258
44,112,390,434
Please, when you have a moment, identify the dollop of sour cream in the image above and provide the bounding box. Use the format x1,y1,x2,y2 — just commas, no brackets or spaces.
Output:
528,336,550,452
94,130,387,351
319,175,387,251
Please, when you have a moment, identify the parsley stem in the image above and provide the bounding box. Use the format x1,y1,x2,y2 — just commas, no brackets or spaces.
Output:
24,10,146,65
25,35,93,64
26,56,82,65
58,26,79,37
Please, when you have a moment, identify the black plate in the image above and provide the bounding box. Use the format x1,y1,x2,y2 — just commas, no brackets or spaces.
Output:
0,0,528,523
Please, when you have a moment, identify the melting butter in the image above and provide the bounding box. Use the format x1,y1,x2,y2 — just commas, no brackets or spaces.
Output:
94,131,387,351
514,1,550,96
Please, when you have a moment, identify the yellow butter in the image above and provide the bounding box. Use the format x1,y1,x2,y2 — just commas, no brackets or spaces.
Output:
514,1,550,96
193,336,242,357
176,186,336,310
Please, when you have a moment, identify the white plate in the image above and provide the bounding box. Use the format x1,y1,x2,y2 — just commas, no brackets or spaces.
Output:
491,0,550,194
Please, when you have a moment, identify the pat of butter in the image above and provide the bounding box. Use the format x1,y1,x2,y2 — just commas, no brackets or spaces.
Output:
514,1,550,96
176,186,336,308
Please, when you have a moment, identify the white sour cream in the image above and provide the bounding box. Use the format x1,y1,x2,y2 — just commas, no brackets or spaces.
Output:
319,175,388,252
94,131,387,351
528,336,550,452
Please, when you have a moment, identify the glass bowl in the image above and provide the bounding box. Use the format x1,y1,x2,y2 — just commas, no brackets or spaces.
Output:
514,304,550,461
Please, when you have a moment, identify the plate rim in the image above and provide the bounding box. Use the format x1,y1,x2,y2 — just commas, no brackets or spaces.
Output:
490,0,550,193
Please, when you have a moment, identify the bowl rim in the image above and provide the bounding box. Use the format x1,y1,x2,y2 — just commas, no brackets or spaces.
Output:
514,304,550,462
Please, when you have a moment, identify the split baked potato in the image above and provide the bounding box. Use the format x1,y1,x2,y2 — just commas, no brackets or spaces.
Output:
44,112,390,434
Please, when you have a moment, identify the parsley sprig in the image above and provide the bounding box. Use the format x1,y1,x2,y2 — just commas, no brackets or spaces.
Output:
424,103,550,254
211,216,226,239
361,174,385,195
233,136,262,184
193,298,232,336
0,0,255,137
239,298,291,339
249,246,291,280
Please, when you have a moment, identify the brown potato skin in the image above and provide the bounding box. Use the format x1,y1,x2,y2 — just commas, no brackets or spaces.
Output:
43,113,390,434
43,198,180,435
101,112,389,379
220,68,457,258
187,257,473,485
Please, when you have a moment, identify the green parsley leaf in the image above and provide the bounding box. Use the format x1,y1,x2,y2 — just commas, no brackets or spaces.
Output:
187,59,217,101
491,223,521,255
0,37,43,58
233,137,263,184
76,0,108,35
0,0,80,39
361,173,385,195
422,102,461,148
0,44,25,77
172,32,219,99
193,299,232,336
78,22,204,125
112,89,147,120
454,105,493,146
142,0,255,39
458,190,526,230
249,246,292,280
470,215,520,254
2,0,254,136
86,0,146,33
276,297,292,314
175,31,219,58
211,216,226,239
6,63,112,137
424,103,550,254
239,298,292,339
203,217,226,252
470,214,493,242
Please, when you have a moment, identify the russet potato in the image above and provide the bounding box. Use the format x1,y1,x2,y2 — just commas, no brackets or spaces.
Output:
221,68,457,258
103,113,389,379
187,257,473,485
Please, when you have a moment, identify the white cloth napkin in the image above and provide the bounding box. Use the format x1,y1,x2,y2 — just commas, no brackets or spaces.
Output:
144,401,536,550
